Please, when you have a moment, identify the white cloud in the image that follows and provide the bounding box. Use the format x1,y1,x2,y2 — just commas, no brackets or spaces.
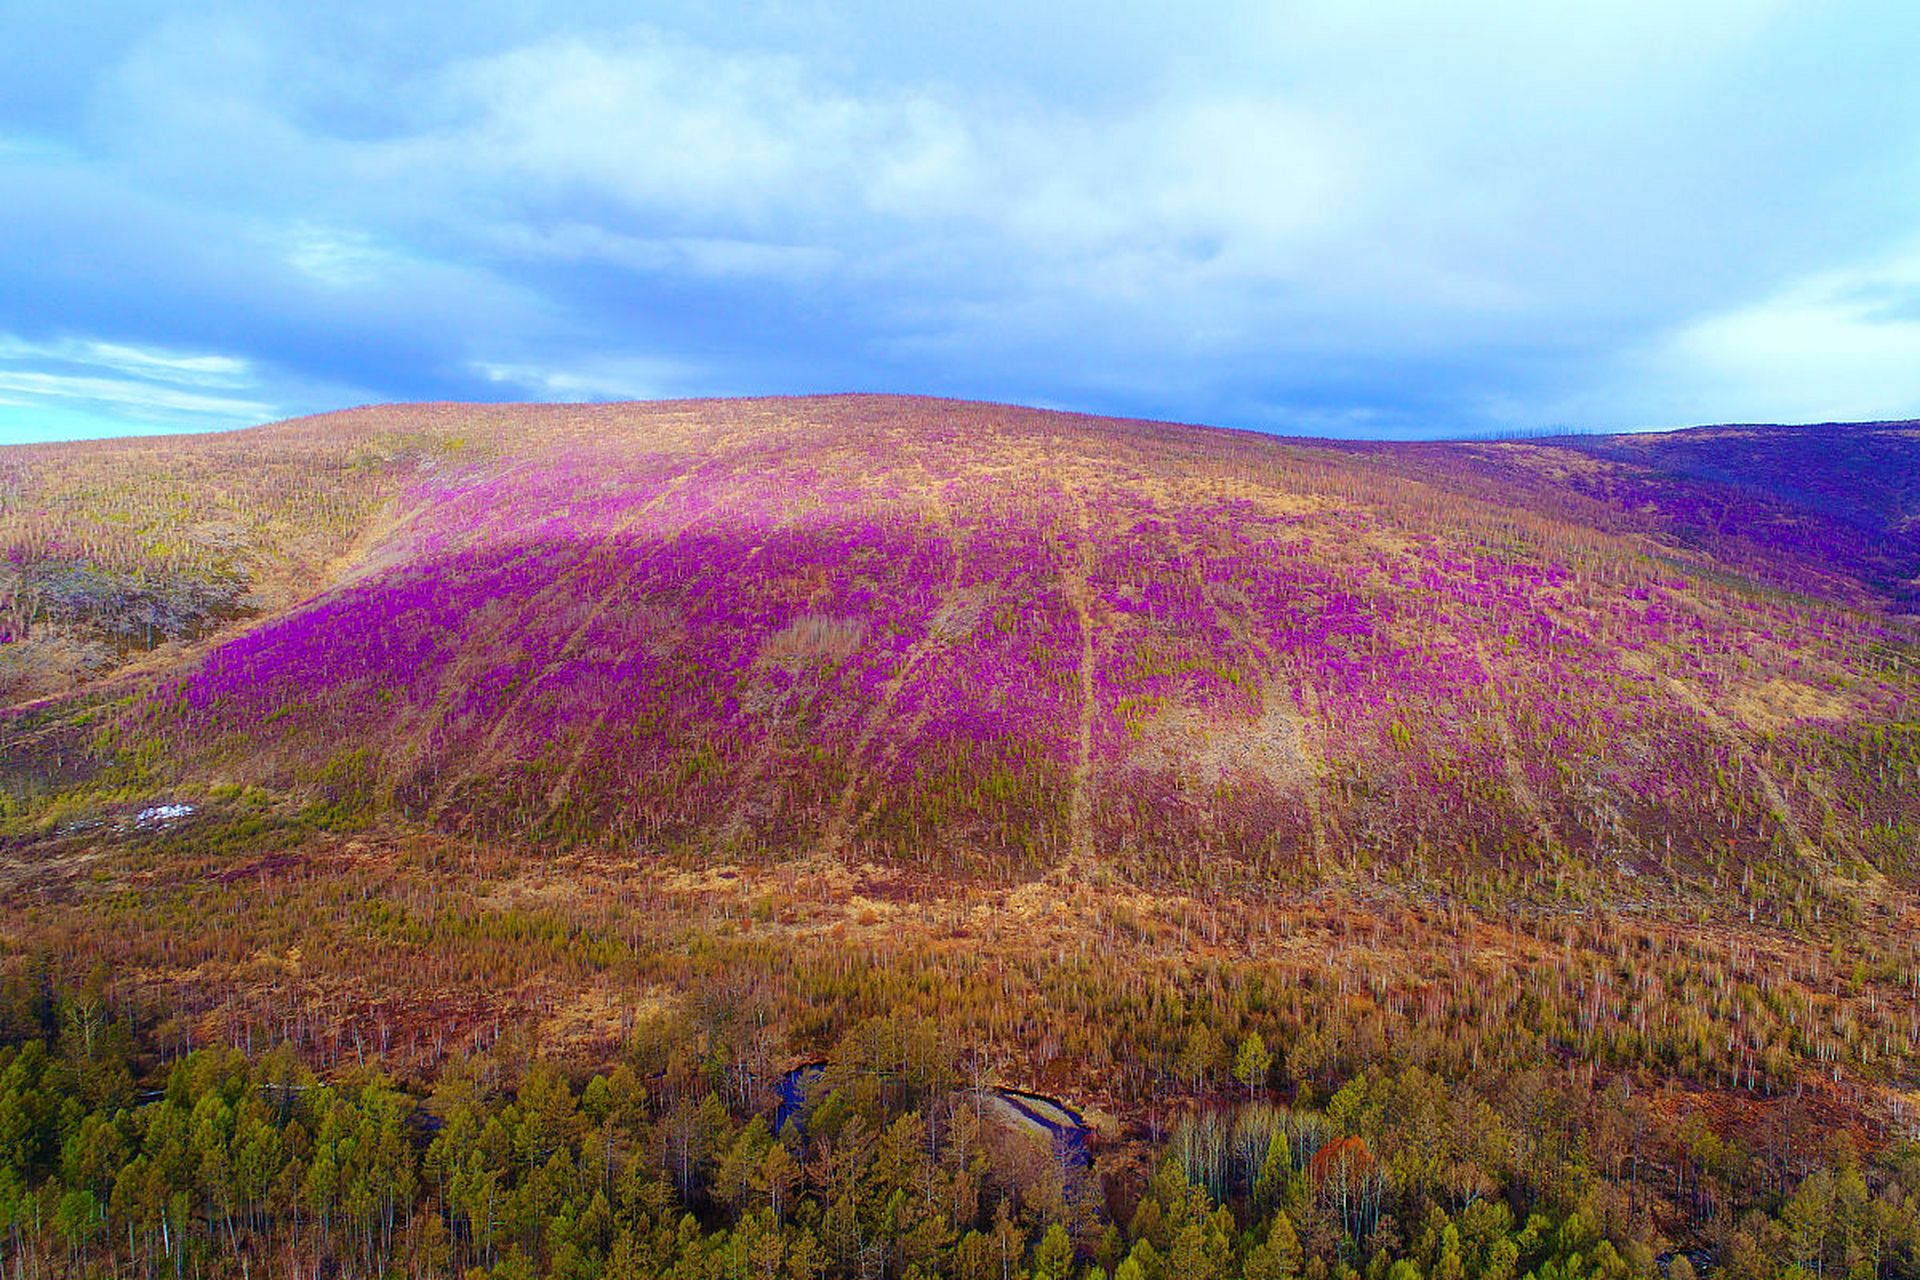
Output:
435,32,1356,283
0,333,273,424
489,222,840,283
284,224,390,287
1574,244,1920,426
472,355,691,402
439,34,876,224
0,370,273,418
7,1,1920,436
0,334,250,386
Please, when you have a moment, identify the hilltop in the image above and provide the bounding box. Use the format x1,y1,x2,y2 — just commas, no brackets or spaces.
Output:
1,397,1913,904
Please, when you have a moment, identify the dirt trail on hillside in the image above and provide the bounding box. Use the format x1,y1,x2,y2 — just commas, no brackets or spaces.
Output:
818,477,968,858
1065,495,1099,868
1207,582,1329,865
1469,636,1557,850
1654,670,1848,876
534,473,723,816
320,492,435,591
416,466,707,821
374,458,575,777
476,471,700,752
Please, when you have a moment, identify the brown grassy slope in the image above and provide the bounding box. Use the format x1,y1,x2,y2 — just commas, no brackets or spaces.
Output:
0,412,448,702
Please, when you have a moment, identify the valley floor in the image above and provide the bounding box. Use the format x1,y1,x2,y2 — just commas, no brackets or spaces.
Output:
1,810,1917,1278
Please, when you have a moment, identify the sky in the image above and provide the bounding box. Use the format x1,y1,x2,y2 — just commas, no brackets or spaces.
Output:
4,1,1920,443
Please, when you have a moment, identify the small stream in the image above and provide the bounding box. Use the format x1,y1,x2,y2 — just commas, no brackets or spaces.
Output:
990,1087,1093,1168
773,1065,1092,1167
774,1063,826,1135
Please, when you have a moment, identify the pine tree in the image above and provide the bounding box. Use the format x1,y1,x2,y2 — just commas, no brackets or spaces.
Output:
1234,1034,1273,1101
1035,1222,1076,1280
1246,1212,1304,1280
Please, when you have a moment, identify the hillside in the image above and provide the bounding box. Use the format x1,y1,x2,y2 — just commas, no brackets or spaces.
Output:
4,397,1920,1280
2,397,1914,904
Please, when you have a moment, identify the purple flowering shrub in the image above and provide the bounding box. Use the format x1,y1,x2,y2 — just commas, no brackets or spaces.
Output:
94,398,1915,882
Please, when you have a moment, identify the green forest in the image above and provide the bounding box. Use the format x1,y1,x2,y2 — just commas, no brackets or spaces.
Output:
2,969,1917,1280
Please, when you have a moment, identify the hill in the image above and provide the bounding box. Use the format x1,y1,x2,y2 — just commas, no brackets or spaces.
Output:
2,397,1920,1279
3,397,1912,902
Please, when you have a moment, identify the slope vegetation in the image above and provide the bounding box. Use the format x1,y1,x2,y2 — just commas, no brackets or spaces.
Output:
2,397,1914,905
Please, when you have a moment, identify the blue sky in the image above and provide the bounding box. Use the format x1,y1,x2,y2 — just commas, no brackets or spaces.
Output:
4,1,1920,443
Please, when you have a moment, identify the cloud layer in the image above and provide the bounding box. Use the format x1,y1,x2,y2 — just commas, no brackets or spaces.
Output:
4,0,1919,441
